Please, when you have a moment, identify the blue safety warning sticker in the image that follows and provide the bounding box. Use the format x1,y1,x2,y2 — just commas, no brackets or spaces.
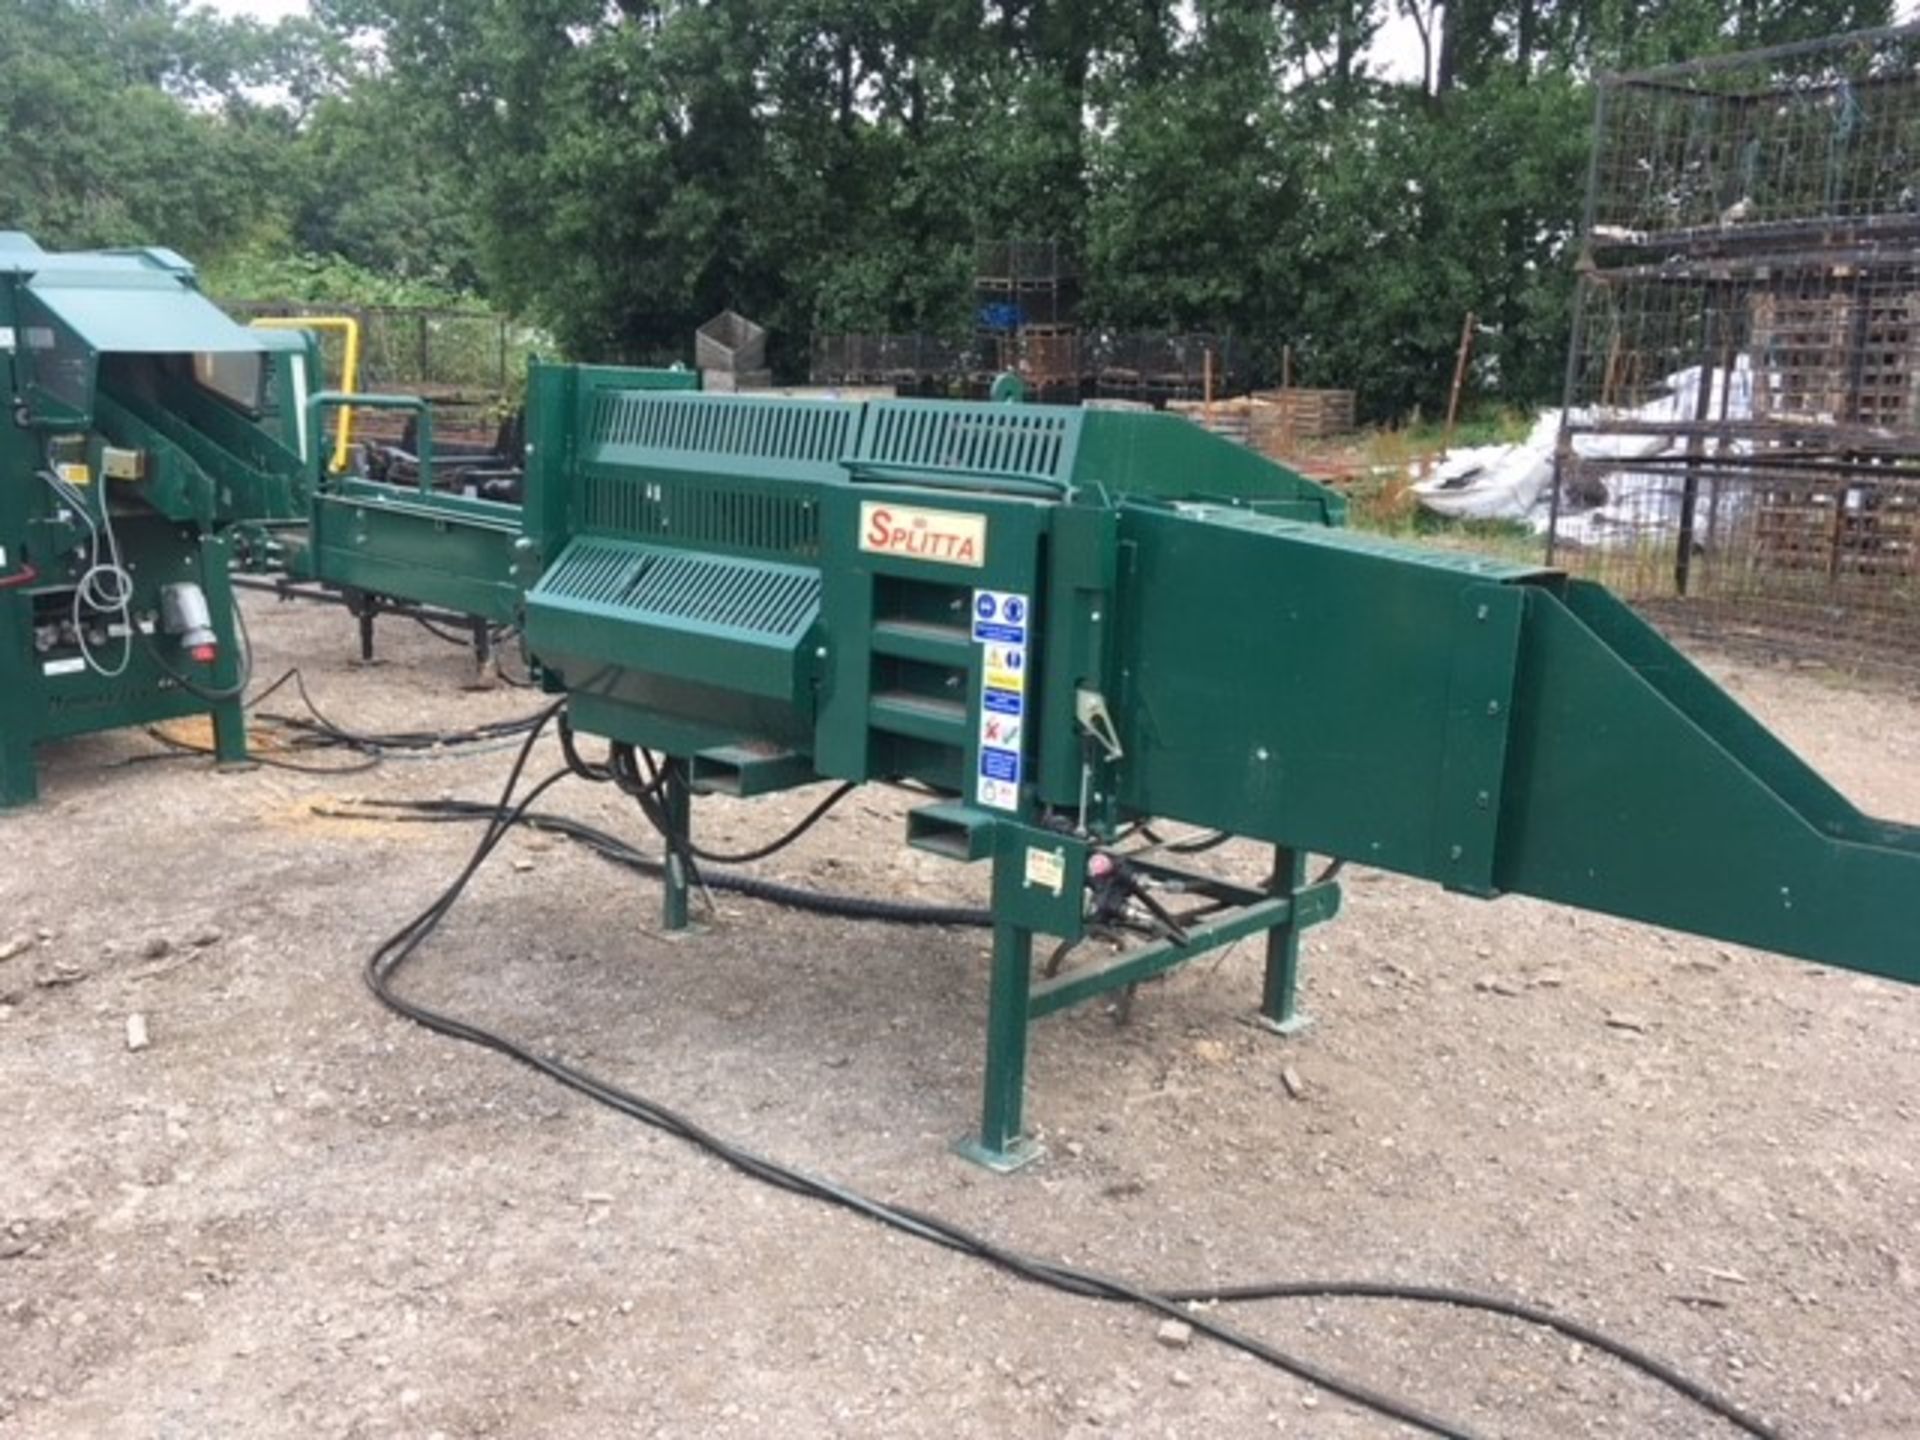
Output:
979,747,1021,782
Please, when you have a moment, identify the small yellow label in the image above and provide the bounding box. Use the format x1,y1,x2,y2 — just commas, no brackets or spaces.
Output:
57,462,92,487
1024,845,1066,896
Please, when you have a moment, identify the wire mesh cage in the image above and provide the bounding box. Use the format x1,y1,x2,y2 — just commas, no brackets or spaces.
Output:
695,309,768,374
1550,24,1920,664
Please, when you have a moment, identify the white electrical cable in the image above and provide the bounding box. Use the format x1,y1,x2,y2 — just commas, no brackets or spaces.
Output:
40,468,135,678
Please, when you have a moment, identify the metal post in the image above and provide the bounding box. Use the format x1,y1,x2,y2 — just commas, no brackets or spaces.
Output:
1441,311,1477,458
662,757,691,932
0,734,35,810
1548,78,1611,570
1546,429,1571,565
958,919,1042,1171
1676,294,1718,597
1257,845,1311,1033
200,536,250,769
466,617,494,691
0,554,37,808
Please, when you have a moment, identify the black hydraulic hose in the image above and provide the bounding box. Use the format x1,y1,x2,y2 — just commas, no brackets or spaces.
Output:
679,779,858,866
1165,1279,1776,1439
410,613,515,649
557,716,616,784
340,798,994,929
146,726,384,776
607,744,860,868
1135,822,1232,855
350,720,1783,1440
271,669,548,752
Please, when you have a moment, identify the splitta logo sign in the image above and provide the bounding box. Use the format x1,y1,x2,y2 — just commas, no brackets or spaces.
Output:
858,502,987,567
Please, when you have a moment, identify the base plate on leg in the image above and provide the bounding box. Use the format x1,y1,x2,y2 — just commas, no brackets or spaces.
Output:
1249,1010,1314,1037
952,1134,1045,1173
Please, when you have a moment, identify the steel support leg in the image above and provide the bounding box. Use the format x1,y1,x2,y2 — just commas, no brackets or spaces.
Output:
956,920,1043,1172
200,536,252,772
662,758,691,932
1257,845,1312,1034
353,594,378,665
0,736,36,811
465,618,495,691
210,698,249,767
0,593,36,808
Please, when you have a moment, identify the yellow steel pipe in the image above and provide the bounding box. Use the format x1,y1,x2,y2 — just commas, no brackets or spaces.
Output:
250,315,362,474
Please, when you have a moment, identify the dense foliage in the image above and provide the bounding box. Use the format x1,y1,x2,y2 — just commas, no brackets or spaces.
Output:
0,0,1895,415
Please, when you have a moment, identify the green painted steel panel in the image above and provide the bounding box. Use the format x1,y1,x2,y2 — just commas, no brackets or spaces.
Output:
1429,584,1527,897
1494,585,1920,984
24,270,267,355
851,401,1081,491
527,535,820,703
1074,410,1347,523
1111,502,1535,872
582,389,856,485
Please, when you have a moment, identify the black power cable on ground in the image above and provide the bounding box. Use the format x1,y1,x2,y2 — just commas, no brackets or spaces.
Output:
140,665,555,775
321,798,995,929
354,710,1785,1440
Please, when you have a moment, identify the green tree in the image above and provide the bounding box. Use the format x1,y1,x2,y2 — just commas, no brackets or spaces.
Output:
0,0,318,263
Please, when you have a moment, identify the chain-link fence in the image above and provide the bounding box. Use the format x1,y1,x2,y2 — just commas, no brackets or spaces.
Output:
221,300,549,441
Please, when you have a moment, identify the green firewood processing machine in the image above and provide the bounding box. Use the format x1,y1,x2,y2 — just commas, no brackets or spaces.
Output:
0,236,626,799
505,364,1920,1166
0,234,313,806
6,237,1917,1170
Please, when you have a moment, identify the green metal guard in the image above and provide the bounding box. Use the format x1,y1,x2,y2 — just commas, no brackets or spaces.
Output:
306,391,435,494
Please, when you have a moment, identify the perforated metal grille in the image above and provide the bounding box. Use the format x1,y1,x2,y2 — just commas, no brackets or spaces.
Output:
587,389,854,464
537,538,820,639
856,403,1078,485
579,476,820,557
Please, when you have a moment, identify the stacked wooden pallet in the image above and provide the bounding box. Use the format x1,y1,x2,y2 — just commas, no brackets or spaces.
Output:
1753,477,1920,578
1168,388,1358,458
1251,387,1357,440
1749,288,1920,428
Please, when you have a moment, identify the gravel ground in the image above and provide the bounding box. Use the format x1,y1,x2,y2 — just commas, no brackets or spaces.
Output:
1,596,1916,1440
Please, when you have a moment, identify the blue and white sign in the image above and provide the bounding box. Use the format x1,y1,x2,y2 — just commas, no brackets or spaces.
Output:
972,588,1032,812
982,688,1023,715
971,588,1029,646
980,747,1021,783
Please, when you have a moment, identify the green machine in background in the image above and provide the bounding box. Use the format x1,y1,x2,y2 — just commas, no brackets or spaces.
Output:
0,234,313,809
0,235,689,808
284,365,696,663
507,363,1920,1167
